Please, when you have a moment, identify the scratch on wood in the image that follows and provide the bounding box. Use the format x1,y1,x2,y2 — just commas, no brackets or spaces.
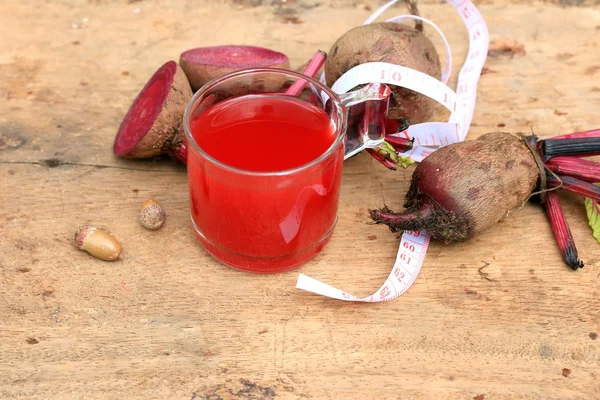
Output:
273,324,278,372
280,311,297,322
282,323,286,367
280,308,308,322
0,160,178,173
421,268,432,295
513,269,524,321
478,261,495,282
327,323,339,365
132,36,170,57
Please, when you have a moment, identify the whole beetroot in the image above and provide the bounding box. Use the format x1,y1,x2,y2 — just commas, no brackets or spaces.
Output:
370,132,540,241
324,22,442,125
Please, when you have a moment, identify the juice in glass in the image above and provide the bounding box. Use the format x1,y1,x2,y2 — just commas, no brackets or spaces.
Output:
185,69,346,273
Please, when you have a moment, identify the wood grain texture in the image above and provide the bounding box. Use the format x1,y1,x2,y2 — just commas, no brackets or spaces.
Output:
1,0,599,399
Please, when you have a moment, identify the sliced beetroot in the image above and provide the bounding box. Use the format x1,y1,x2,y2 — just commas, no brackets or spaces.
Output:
179,45,290,91
113,61,193,159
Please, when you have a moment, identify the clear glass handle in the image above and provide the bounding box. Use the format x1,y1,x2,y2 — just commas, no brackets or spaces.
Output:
338,83,391,159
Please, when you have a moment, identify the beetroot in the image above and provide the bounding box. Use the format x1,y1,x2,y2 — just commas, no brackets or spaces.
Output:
370,132,540,242
179,45,290,91
113,61,192,159
324,22,441,125
369,130,600,268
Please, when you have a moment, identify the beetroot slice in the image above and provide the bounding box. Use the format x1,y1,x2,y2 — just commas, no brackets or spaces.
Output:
179,45,290,91
113,61,193,158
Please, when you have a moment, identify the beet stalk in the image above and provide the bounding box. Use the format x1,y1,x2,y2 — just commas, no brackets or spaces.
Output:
547,174,600,202
550,127,600,140
368,140,415,170
541,137,600,159
545,191,584,270
385,135,414,153
285,50,327,96
386,118,411,135
546,156,600,183
366,148,398,171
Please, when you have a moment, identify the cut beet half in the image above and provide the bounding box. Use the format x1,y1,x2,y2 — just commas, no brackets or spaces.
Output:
179,45,290,91
113,61,193,159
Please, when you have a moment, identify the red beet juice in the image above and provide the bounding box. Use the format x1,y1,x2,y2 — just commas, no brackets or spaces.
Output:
187,94,344,273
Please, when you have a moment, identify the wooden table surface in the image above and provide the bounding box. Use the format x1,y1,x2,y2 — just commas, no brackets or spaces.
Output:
1,0,599,398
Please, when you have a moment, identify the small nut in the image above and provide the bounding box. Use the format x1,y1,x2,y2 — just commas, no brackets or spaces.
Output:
74,225,122,261
139,199,166,230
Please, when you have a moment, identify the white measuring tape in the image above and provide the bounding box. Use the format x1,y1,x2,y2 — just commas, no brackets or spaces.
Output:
296,0,489,301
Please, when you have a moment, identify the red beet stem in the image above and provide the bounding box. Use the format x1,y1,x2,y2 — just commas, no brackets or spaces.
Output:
366,148,397,171
541,137,600,159
385,118,411,135
546,156,600,183
545,191,584,270
385,135,414,153
170,143,187,164
547,174,600,202
285,50,327,97
550,128,600,140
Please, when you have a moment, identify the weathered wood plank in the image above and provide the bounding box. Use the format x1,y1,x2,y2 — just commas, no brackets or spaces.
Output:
1,1,599,399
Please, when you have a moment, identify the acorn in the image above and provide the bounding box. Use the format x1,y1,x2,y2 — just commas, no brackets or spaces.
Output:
74,226,122,261
139,199,166,230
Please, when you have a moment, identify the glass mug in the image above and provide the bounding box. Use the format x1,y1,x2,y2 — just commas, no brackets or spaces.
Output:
184,68,391,273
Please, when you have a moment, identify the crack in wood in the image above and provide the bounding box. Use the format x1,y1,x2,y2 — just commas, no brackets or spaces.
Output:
0,159,179,173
